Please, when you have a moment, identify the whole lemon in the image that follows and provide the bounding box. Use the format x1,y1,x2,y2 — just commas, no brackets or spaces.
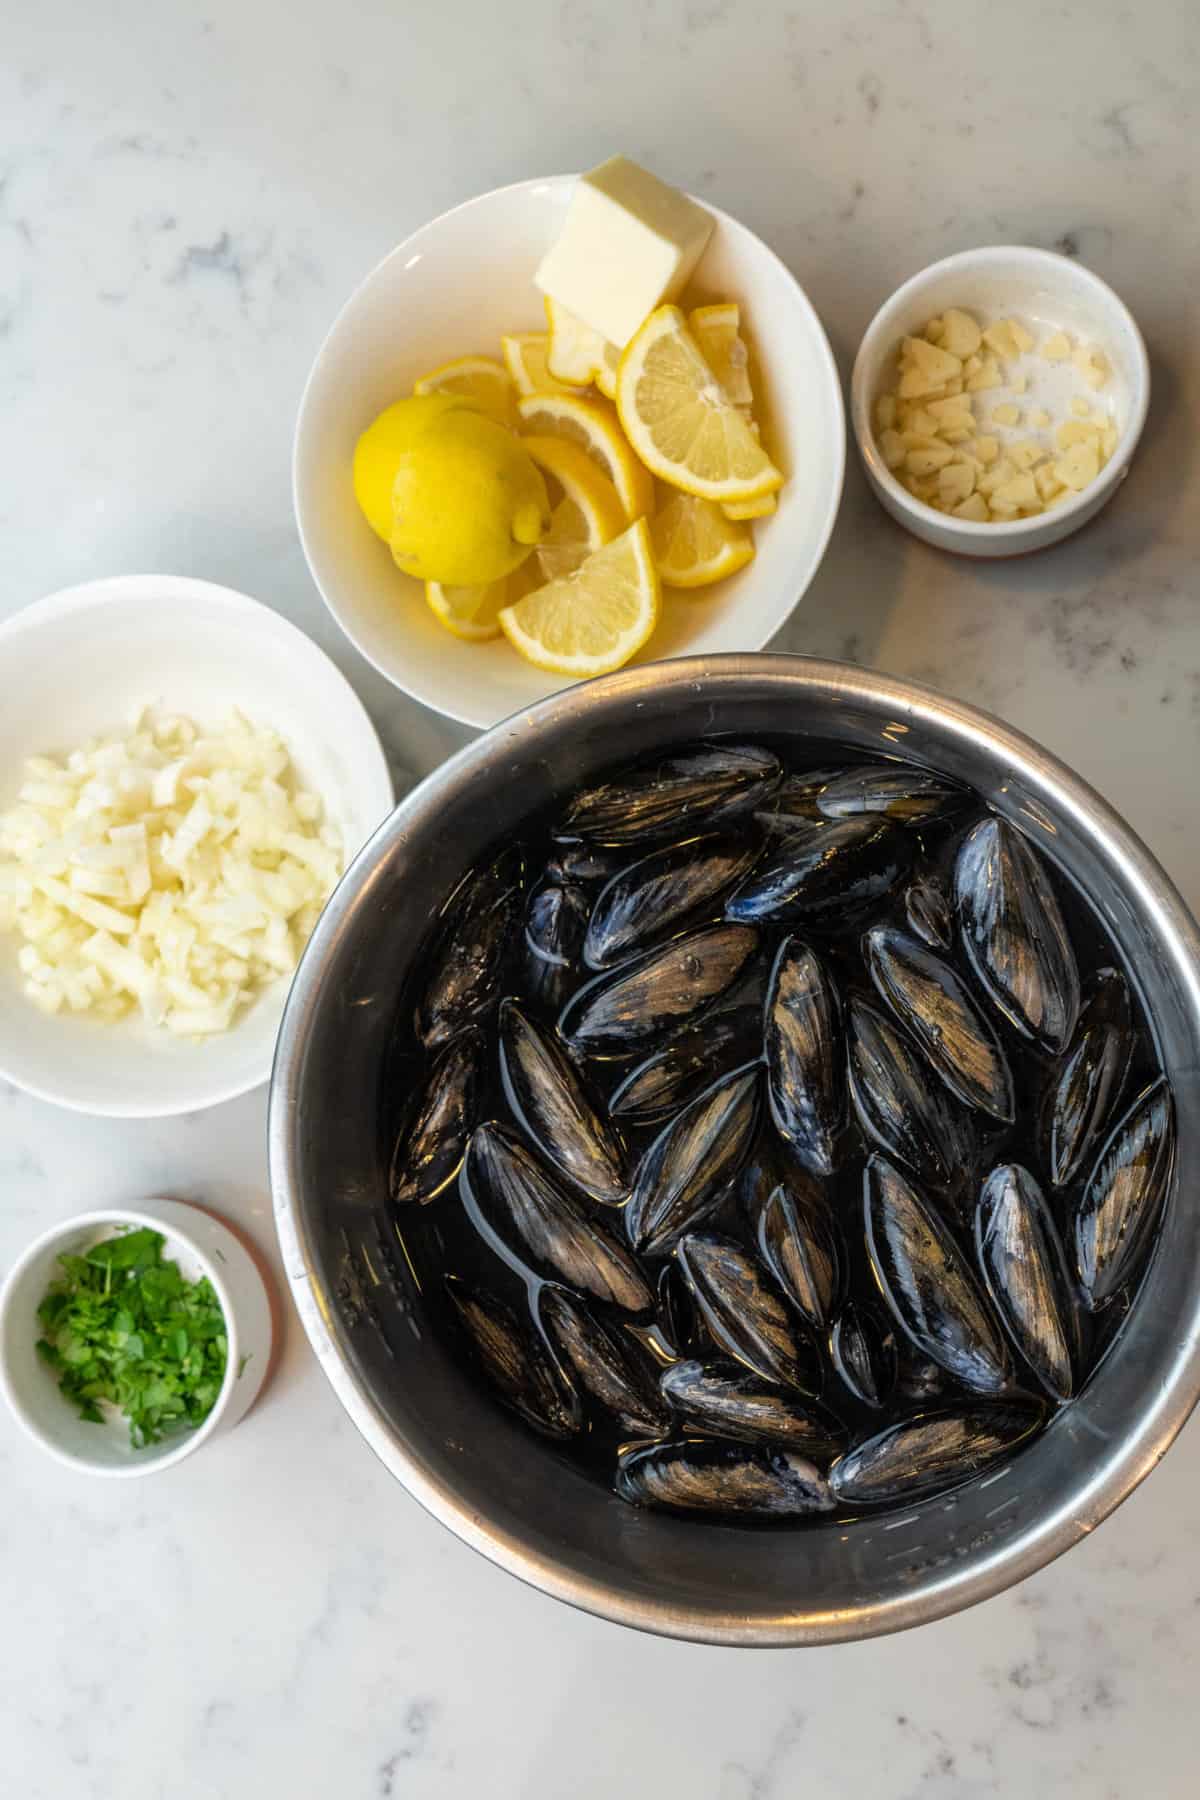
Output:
353,395,466,542
390,409,551,587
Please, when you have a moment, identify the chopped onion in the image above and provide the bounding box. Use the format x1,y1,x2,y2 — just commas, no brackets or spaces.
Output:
0,709,342,1037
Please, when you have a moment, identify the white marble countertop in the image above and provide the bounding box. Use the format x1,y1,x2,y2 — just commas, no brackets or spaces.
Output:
2,2,1198,1794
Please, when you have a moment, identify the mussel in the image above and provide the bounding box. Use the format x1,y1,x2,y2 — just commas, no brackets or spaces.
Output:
583,833,760,970
863,1154,1011,1395
559,923,758,1056
557,742,780,846
954,816,1080,1051
389,1027,482,1205
975,1162,1078,1402
864,926,1015,1122
1046,967,1133,1188
498,999,627,1204
904,876,953,950
608,1004,761,1128
614,1436,834,1517
626,1065,761,1254
817,765,964,824
465,1123,652,1316
846,998,975,1190
830,1404,1040,1505
539,1286,667,1436
763,936,842,1176
676,1230,819,1394
1074,1077,1174,1308
753,1169,844,1331
415,844,524,1048
523,882,590,1013
660,1359,845,1456
445,1277,580,1438
829,1302,898,1411
727,816,913,926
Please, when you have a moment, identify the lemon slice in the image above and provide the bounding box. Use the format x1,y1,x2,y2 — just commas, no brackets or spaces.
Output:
544,297,616,389
501,333,586,398
498,518,660,676
616,305,783,503
521,435,625,579
688,302,754,408
594,341,621,401
650,492,756,589
414,355,518,429
723,492,777,521
516,393,655,524
425,578,507,642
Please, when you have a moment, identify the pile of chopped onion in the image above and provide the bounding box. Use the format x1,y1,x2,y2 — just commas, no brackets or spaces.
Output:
0,708,342,1035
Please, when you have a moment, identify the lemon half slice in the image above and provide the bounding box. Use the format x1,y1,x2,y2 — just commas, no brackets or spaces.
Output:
688,301,754,409
425,579,507,641
650,492,756,588
517,392,655,524
521,435,625,579
414,355,518,429
498,518,660,676
501,333,586,399
545,296,616,390
616,305,783,503
723,492,778,521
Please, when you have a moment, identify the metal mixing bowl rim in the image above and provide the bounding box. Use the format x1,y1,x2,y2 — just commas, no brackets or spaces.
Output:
269,652,1200,1646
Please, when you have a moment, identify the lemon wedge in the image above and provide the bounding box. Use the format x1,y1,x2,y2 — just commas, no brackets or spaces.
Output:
501,333,586,398
413,355,518,429
723,492,778,521
426,579,507,641
521,435,625,579
498,518,660,676
650,492,755,588
616,305,783,503
688,302,754,409
544,297,616,389
516,392,655,524
594,341,621,400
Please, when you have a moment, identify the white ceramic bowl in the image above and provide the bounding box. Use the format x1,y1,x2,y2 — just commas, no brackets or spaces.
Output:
0,1198,274,1476
294,174,845,730
0,575,394,1116
851,246,1149,557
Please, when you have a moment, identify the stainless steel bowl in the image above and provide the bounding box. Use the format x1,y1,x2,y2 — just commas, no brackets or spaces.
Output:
269,655,1200,1646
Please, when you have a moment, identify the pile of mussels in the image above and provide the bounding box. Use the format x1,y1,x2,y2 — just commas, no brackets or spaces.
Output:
386,743,1175,1522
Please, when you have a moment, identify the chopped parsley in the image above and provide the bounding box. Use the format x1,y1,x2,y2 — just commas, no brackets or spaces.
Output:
36,1227,228,1447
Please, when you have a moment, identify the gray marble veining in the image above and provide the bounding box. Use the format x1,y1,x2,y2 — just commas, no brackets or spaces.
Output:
2,0,1198,1794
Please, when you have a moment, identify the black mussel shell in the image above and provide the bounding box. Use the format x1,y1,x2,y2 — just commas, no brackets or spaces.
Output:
465,1123,652,1316
608,1004,761,1129
416,844,524,1048
863,1154,1011,1395
905,876,953,950
523,882,589,1013
864,926,1014,1122
557,743,780,846
538,1286,666,1436
830,1403,1041,1505
1074,1077,1174,1309
499,999,627,1205
584,833,760,971
657,1260,705,1358
976,1163,1078,1402
764,936,843,1176
676,1230,819,1394
829,1302,898,1410
817,765,964,824
626,1065,761,1255
754,767,846,833
754,1170,844,1331
546,841,630,886
660,1359,846,1456
727,816,913,926
614,1436,834,1517
445,1277,580,1438
389,1028,483,1205
954,816,1080,1051
846,998,975,1190
1046,967,1134,1189
559,923,758,1057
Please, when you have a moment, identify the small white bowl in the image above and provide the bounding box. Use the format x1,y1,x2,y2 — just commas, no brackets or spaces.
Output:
0,1198,275,1476
0,575,394,1116
294,174,845,730
851,246,1149,557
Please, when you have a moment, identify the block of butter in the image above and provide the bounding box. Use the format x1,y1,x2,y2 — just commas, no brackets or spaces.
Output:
535,155,713,349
